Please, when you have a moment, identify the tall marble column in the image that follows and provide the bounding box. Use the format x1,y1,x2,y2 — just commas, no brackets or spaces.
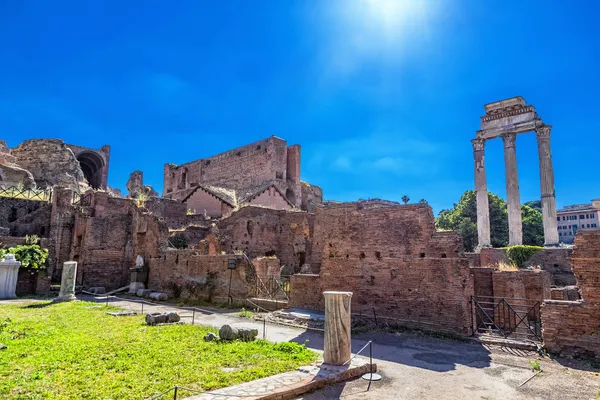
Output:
536,126,559,246
472,138,491,248
502,133,523,246
323,291,352,365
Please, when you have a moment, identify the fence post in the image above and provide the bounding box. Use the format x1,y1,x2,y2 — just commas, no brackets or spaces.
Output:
173,386,178,400
192,309,196,325
141,301,144,314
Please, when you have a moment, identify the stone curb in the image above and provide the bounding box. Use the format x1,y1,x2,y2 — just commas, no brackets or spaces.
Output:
184,360,376,400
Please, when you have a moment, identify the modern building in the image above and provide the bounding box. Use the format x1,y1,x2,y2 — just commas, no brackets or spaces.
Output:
557,198,600,243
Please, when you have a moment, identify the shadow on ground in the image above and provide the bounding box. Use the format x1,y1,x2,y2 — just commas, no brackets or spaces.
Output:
290,328,493,373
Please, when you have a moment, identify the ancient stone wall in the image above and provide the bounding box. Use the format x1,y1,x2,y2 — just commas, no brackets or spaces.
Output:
51,191,170,290
8,203,51,238
492,270,552,300
252,257,281,276
164,137,288,195
217,207,314,272
146,252,252,302
471,267,494,297
0,197,48,233
526,248,574,286
300,182,323,212
10,139,86,188
290,203,474,335
542,231,600,359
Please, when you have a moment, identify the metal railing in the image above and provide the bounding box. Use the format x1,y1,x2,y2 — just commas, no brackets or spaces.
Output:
0,183,52,202
471,295,542,342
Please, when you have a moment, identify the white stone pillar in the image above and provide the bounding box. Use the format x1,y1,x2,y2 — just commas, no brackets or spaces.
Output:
536,126,559,246
0,254,21,299
472,139,491,248
502,133,523,246
323,291,352,366
56,261,77,302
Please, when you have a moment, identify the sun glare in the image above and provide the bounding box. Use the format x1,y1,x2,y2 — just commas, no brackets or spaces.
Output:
363,0,429,35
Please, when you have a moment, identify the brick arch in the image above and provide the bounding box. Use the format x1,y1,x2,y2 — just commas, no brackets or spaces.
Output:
77,151,105,189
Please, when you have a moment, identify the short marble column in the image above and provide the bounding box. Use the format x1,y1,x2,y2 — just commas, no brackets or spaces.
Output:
472,138,491,248
536,126,559,246
323,291,352,366
56,261,77,302
0,254,21,299
502,133,523,246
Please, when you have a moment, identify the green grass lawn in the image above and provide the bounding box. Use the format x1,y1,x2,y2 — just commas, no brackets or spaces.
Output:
0,301,317,399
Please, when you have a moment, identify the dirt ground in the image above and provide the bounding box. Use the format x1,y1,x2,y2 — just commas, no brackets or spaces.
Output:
296,330,600,400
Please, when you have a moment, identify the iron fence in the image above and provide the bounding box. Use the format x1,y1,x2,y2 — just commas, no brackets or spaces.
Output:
0,184,52,202
471,295,542,342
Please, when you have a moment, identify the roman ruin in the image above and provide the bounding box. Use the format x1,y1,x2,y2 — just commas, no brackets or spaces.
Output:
0,116,599,361
473,96,559,247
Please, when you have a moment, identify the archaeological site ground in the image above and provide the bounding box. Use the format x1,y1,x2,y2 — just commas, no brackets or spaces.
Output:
0,98,599,399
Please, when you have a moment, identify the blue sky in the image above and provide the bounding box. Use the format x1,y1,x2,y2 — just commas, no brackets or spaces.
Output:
1,1,599,214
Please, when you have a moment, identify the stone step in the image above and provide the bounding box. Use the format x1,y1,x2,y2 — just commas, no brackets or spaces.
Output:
247,297,289,311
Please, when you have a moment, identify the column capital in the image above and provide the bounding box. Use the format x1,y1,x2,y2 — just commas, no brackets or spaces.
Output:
501,132,517,148
536,125,552,141
471,138,485,151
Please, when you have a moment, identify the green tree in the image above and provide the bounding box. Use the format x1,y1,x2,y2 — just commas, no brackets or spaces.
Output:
521,204,544,246
436,190,543,251
524,200,542,211
401,195,410,204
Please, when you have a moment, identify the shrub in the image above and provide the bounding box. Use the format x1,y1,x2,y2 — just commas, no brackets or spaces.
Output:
8,235,49,269
506,245,543,269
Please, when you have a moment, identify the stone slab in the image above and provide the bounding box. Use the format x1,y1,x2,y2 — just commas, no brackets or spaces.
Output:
183,359,375,400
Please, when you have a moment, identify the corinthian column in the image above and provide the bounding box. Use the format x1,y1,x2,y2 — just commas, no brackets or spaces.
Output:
472,138,491,248
502,133,523,246
536,126,559,246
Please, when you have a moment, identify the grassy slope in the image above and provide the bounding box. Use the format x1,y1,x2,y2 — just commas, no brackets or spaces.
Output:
0,301,317,399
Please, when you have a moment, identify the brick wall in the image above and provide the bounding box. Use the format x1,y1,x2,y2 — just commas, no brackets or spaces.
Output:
479,248,509,267
0,197,48,231
542,230,600,359
217,207,314,272
289,202,474,335
471,267,494,297
147,252,252,303
164,137,288,195
252,257,281,276
492,270,551,300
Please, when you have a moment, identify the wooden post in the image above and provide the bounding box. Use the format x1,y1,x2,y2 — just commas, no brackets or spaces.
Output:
323,291,352,365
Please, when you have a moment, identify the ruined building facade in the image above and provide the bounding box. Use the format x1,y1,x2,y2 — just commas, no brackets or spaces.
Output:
163,136,322,214
0,139,110,190
1,132,599,360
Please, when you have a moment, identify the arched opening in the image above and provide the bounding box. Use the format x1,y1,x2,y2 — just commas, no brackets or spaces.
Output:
285,189,295,206
76,151,105,189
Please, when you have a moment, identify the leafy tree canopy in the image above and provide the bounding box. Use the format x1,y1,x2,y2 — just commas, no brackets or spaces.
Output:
436,190,544,251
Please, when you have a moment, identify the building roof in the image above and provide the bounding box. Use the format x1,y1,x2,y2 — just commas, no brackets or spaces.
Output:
182,181,295,209
557,203,597,213
236,181,295,208
182,184,237,207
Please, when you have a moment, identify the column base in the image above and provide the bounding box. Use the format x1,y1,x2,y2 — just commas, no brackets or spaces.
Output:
475,244,492,252
54,293,77,302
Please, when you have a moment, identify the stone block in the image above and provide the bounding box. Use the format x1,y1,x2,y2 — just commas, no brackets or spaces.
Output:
148,292,168,301
136,289,153,297
219,324,258,341
145,311,180,325
88,287,106,295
